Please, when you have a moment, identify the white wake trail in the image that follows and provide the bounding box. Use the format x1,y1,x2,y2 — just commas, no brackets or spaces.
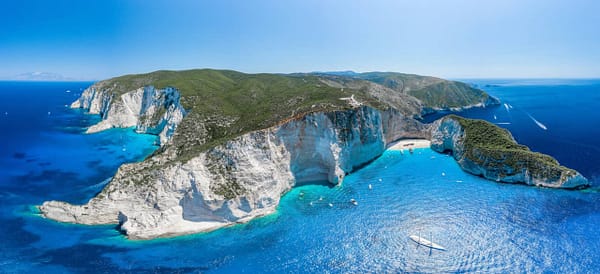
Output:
82,177,113,192
526,113,548,130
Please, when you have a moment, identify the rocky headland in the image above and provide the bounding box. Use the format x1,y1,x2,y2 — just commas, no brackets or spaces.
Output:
430,115,588,189
39,69,587,239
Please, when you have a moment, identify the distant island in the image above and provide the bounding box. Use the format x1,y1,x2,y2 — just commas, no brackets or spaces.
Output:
39,69,587,239
9,72,75,81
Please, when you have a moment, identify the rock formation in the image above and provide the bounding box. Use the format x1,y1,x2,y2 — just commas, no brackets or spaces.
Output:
39,69,586,240
430,115,588,188
41,105,426,239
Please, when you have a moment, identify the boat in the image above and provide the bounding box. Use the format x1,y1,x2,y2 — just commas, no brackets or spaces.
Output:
409,232,446,251
350,199,358,206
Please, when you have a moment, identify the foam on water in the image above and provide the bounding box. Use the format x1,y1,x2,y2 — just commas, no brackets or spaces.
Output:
526,112,548,130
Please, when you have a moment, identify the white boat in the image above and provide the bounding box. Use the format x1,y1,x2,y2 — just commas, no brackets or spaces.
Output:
409,233,446,251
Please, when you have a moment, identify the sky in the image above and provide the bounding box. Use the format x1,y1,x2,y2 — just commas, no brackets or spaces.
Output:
1,0,599,80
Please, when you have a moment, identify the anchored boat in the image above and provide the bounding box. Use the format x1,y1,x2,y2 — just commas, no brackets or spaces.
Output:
409,232,446,251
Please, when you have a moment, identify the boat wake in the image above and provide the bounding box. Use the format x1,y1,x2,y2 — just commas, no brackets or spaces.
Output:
526,113,548,130
82,177,112,192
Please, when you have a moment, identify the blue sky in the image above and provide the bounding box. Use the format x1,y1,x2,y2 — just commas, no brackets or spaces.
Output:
1,0,599,80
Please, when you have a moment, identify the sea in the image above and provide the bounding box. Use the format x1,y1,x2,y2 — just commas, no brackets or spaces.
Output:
1,79,599,273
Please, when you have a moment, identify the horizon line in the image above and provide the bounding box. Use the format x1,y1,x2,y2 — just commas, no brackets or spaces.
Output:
2,67,600,82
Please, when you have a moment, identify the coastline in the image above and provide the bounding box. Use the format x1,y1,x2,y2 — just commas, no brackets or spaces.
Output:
387,139,431,151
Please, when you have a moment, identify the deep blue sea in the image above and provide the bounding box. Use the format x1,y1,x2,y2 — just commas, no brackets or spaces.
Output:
1,79,599,273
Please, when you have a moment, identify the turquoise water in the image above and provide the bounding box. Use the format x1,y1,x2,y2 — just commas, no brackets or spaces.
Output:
1,80,600,272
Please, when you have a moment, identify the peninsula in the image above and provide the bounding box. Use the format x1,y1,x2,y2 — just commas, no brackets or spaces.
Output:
39,69,588,239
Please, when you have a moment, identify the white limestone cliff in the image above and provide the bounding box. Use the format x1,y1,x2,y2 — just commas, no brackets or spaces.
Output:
42,86,588,240
71,85,185,145
40,106,425,239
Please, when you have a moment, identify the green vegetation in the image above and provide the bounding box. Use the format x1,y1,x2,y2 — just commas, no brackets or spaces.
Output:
96,69,390,160
93,69,493,163
80,69,506,197
350,72,499,109
409,81,494,109
211,180,245,200
447,115,577,182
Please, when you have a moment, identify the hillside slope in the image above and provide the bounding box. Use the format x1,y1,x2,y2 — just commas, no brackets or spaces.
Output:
325,71,500,111
39,69,527,239
77,69,429,161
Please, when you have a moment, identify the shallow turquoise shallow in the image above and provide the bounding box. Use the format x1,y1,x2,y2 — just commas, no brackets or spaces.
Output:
1,80,600,273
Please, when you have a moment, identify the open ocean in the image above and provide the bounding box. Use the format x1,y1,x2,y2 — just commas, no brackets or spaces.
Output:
1,79,600,273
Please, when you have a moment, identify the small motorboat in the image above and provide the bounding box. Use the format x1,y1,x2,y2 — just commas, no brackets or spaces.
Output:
350,199,358,206
409,232,446,251
368,184,372,190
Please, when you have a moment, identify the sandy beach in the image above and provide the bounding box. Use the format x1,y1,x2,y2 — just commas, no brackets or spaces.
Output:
387,139,431,151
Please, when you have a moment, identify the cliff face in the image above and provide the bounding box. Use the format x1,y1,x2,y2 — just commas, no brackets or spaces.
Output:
41,69,588,240
430,115,589,189
71,85,185,145
41,106,425,239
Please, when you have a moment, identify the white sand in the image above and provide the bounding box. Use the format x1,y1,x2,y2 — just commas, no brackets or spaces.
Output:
387,139,431,150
